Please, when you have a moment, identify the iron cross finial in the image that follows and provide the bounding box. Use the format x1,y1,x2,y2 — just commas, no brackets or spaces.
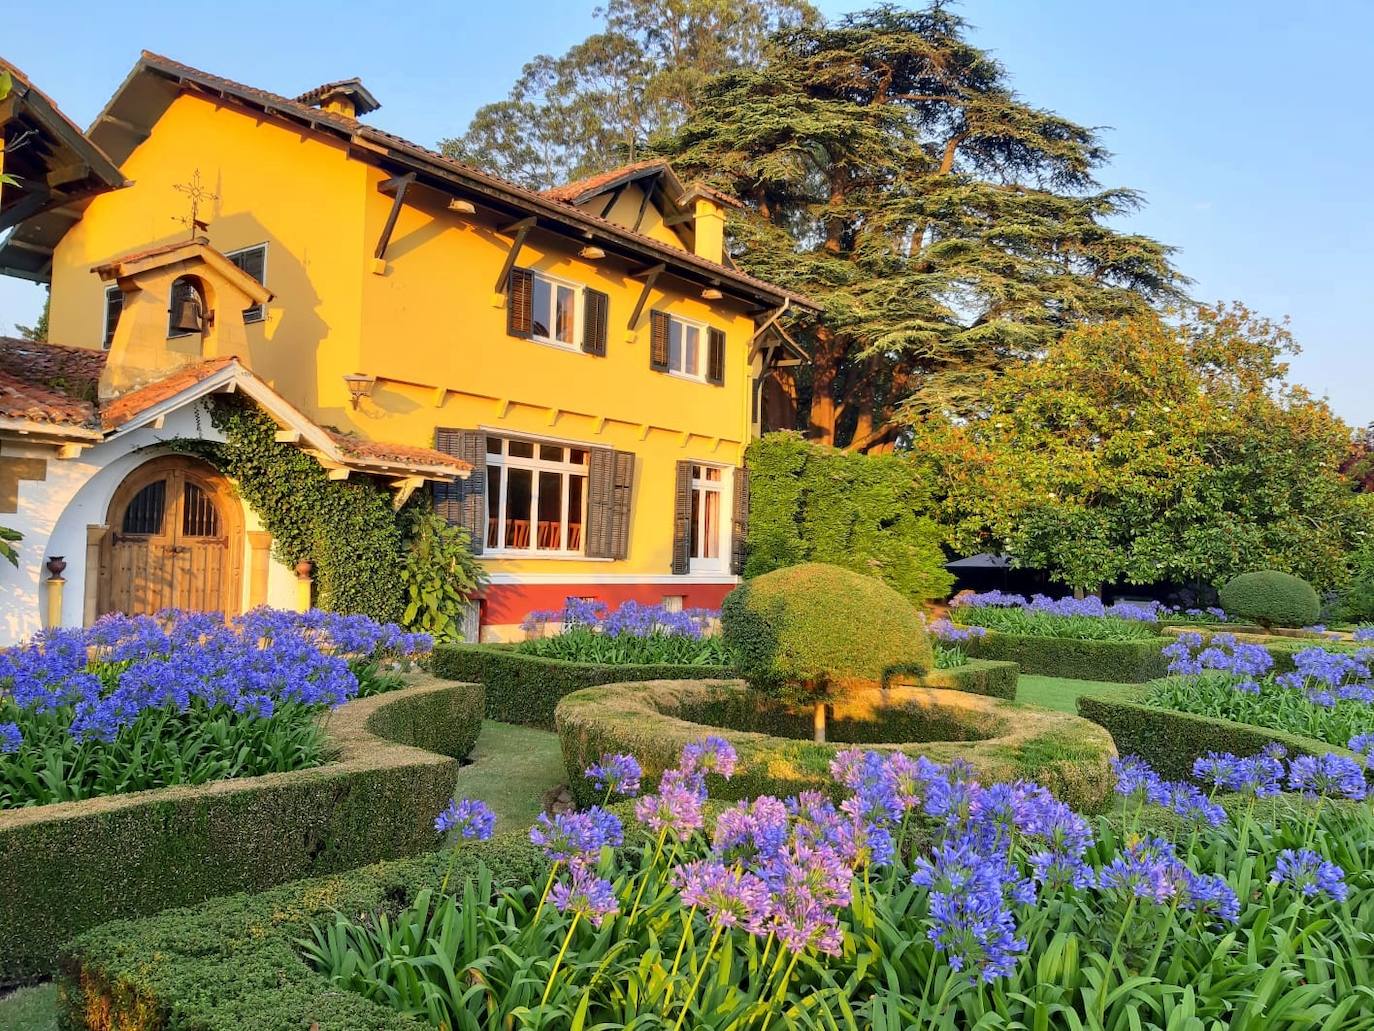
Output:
172,169,219,240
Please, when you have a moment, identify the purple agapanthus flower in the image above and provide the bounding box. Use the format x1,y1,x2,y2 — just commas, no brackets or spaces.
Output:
1288,753,1368,801
634,777,705,840
584,753,642,797
1112,756,1170,805
1193,751,1284,798
680,736,738,779
550,865,620,926
530,806,623,863
1271,848,1348,902
435,798,496,840
673,859,770,930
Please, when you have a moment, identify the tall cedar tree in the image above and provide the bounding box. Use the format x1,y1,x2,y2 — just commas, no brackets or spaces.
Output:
657,3,1187,448
441,0,817,189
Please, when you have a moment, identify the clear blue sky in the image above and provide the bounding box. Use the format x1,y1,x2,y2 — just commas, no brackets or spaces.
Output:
4,1,1370,424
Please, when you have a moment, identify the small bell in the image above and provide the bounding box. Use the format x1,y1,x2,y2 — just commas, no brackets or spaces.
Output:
169,291,203,334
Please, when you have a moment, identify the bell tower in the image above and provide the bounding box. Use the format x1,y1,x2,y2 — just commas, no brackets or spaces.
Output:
93,238,273,399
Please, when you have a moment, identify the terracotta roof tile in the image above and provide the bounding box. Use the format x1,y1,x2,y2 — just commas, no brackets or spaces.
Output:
0,370,95,426
100,357,236,431
324,430,471,474
541,159,671,203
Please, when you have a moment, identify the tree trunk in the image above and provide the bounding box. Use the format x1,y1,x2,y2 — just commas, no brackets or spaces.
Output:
808,326,844,446
813,700,827,744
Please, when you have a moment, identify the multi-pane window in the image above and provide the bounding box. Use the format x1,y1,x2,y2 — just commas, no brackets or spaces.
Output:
103,285,123,349
227,244,267,323
530,272,579,347
689,464,725,570
484,436,589,553
667,315,705,379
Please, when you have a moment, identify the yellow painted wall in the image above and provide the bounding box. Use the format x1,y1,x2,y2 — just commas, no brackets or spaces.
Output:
45,92,757,580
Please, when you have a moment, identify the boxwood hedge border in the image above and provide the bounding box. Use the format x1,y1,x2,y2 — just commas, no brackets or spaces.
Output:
56,835,547,1031
431,643,730,729
1076,685,1347,782
1,674,484,986
555,668,1115,814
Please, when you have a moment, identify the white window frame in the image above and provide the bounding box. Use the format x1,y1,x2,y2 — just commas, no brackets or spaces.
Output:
102,285,123,350
226,242,269,324
528,270,583,351
665,313,708,382
484,435,591,557
688,462,730,573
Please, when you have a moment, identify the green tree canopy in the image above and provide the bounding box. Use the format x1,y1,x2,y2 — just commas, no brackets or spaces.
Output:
441,0,817,189
911,305,1360,593
656,3,1186,447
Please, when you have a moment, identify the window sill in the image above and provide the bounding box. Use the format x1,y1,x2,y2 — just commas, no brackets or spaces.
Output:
482,550,613,562
526,336,584,356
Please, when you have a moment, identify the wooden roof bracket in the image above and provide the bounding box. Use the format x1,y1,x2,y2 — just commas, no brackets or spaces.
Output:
750,299,790,343
631,172,660,233
598,182,627,219
494,216,537,293
626,263,666,330
373,172,416,261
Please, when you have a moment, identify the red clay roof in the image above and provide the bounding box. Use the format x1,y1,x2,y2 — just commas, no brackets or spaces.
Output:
99,357,235,431
0,370,95,426
541,159,671,204
325,430,471,474
0,337,104,427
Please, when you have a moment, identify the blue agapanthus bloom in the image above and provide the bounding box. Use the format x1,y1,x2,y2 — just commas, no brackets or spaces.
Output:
1193,751,1284,798
1288,753,1368,801
584,752,643,797
0,722,21,754
435,798,496,840
1271,848,1348,901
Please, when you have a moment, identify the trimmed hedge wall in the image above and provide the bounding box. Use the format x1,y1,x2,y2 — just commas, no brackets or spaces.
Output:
556,673,1115,814
1077,686,1342,782
432,643,728,729
57,835,547,1031
964,631,1171,682
919,659,1019,700
1,675,484,986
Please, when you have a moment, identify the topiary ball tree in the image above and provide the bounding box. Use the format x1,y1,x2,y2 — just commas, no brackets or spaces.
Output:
720,562,934,742
1218,570,1321,629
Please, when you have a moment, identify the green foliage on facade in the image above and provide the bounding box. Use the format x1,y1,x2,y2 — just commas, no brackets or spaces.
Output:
399,503,486,643
1218,570,1321,629
744,433,952,602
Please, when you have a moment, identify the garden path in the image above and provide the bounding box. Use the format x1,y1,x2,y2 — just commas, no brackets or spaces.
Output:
451,720,567,832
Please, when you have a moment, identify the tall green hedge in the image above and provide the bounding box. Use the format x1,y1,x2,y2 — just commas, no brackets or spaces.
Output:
1,676,483,986
431,644,727,729
744,433,952,602
1077,687,1342,782
57,835,548,1031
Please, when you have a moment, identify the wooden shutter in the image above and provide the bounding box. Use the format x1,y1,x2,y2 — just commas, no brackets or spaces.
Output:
507,267,534,338
671,461,693,575
730,466,749,575
586,448,636,559
649,310,671,371
433,428,488,555
582,288,609,356
707,327,726,386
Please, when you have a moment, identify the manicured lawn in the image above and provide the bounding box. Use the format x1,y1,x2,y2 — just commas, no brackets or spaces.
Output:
0,983,56,1031
1017,674,1125,712
451,720,567,832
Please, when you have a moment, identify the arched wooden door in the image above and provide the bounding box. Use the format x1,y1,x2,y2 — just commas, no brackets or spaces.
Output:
98,456,243,617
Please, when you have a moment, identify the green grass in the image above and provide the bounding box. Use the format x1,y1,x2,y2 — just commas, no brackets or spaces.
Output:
450,720,567,832
0,983,56,1031
1017,674,1125,713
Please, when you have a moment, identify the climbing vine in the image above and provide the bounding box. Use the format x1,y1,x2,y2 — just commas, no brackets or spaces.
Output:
185,396,407,622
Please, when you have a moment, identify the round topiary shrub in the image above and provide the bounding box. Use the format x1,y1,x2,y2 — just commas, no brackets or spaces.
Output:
721,563,934,741
1218,570,1321,629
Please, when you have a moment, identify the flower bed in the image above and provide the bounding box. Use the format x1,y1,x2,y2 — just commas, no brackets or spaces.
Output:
0,673,483,985
951,591,1166,639
431,643,730,729
0,609,430,809
67,733,1374,1029
518,599,727,665
555,673,1110,812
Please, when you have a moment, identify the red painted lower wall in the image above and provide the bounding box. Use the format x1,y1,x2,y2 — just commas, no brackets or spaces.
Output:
481,581,737,626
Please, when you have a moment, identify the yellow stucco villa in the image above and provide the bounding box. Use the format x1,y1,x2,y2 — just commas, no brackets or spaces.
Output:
0,54,812,644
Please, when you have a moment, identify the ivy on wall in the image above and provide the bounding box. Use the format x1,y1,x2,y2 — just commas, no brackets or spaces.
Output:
182,396,408,623
745,432,953,603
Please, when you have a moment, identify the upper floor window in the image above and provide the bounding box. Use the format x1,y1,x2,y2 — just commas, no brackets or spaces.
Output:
103,285,123,350
506,267,608,356
650,310,725,385
226,244,267,323
531,271,580,348
484,435,590,554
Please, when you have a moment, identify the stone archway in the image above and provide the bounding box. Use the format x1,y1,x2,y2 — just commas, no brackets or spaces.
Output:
96,455,244,617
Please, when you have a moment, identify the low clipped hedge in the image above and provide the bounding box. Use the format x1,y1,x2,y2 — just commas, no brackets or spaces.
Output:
1077,686,1343,782
556,675,1115,813
57,835,547,1031
1,675,483,986
919,659,1018,700
432,643,728,729
965,630,1171,682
